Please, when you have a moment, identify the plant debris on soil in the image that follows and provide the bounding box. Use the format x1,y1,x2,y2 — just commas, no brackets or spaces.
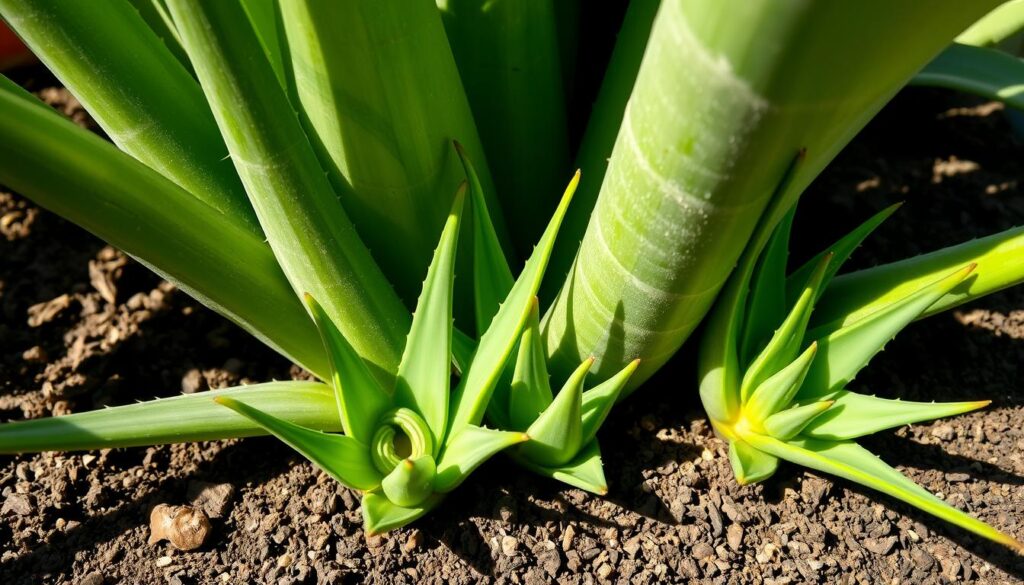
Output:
1,69,1023,585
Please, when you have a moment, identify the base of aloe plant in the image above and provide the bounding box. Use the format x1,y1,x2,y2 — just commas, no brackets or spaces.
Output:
509,440,609,495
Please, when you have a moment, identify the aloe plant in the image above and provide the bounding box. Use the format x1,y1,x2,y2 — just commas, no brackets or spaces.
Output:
699,186,1024,551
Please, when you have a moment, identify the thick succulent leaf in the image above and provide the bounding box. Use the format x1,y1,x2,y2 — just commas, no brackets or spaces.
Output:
395,190,465,446
0,381,340,453
786,203,901,305
434,425,529,493
512,439,609,495
455,141,515,335
305,295,392,444
744,433,1024,552
380,455,437,508
741,206,794,365
728,439,779,485
741,254,830,402
762,401,834,441
519,358,590,467
745,342,818,422
447,171,579,434
957,0,1024,46
215,397,381,491
801,391,991,441
913,43,1024,111
239,0,286,88
580,358,640,446
362,492,444,536
800,265,975,399
508,300,555,430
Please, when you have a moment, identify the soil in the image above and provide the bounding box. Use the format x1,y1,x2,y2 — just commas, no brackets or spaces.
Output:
1,69,1024,585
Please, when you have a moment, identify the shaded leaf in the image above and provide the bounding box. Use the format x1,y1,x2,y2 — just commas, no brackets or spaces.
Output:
215,397,380,491
434,425,529,493
580,358,640,446
913,43,1024,111
801,391,990,440
728,439,779,485
519,358,590,467
741,205,794,365
508,299,554,430
362,492,443,536
512,439,609,495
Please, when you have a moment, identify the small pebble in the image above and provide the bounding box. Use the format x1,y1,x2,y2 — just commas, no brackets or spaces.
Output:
501,535,519,557
155,556,173,568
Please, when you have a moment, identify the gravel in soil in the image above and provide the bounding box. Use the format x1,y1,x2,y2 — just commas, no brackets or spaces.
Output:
1,71,1023,584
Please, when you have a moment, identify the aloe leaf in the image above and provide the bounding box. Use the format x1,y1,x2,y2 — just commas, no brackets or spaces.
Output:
801,391,991,441
959,0,1024,48
448,172,579,433
127,0,194,75
814,226,1024,332
741,254,830,402
380,455,437,508
740,207,794,365
168,0,410,381
912,43,1024,111
394,190,464,443
455,141,514,335
305,295,391,444
728,439,779,485
519,358,589,467
0,0,258,233
745,433,1024,551
801,265,975,399
785,203,901,305
434,425,528,493
239,0,286,88
0,85,329,378
278,0,508,309
506,300,555,431
0,382,339,454
438,0,570,255
215,397,381,491
362,492,444,536
762,401,834,441
512,439,609,495
745,342,818,423
580,359,640,446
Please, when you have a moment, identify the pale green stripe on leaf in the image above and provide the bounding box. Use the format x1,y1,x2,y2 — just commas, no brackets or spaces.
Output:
447,172,579,434
508,300,555,431
801,391,991,441
801,265,975,399
395,190,464,445
215,397,381,491
763,401,834,441
580,359,640,446
519,358,590,467
434,425,528,493
305,295,391,445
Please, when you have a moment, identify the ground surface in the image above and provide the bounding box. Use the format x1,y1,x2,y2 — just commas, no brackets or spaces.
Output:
1,71,1023,584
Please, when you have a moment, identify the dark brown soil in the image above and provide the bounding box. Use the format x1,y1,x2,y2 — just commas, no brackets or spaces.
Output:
1,70,1023,584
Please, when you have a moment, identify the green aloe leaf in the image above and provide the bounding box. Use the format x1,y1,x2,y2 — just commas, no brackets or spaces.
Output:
741,207,794,365
762,401,834,441
305,295,391,445
394,189,465,444
434,425,529,493
519,358,590,467
448,171,579,434
215,397,381,491
580,358,640,446
744,342,818,423
801,264,975,399
741,254,830,402
744,433,1024,552
239,0,286,88
785,203,901,305
0,381,340,453
362,492,444,536
380,455,437,508
507,300,555,431
957,0,1024,47
801,391,991,441
728,439,779,485
455,141,514,335
913,43,1024,111
513,439,609,495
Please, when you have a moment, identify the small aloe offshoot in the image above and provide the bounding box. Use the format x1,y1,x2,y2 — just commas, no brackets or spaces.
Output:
700,193,1024,551
456,143,639,493
218,173,579,534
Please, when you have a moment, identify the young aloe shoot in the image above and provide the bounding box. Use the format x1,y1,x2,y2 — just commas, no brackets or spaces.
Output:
699,198,1024,552
456,143,640,493
218,174,579,534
